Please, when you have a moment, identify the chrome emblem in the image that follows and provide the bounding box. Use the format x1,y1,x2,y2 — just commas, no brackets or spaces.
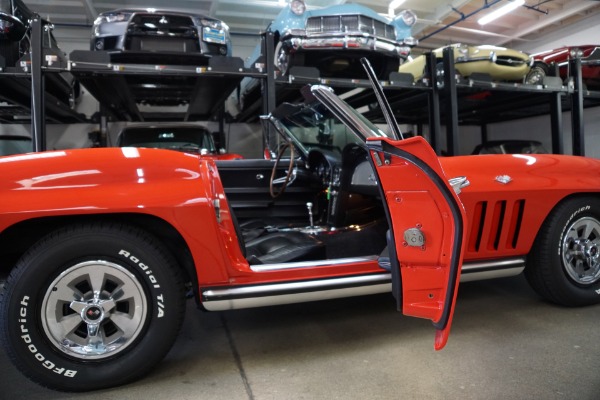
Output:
159,16,168,24
495,175,512,184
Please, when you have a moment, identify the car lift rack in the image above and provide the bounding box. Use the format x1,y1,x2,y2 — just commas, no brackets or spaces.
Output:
1,20,599,156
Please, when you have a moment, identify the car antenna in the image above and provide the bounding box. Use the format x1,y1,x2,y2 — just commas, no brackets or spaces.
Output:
359,57,403,140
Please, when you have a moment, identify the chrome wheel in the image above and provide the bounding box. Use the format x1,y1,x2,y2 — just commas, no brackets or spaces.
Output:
525,66,546,85
562,217,600,285
275,41,291,75
41,260,147,360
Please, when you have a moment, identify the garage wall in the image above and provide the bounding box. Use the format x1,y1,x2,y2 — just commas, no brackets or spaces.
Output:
512,13,600,55
496,13,600,158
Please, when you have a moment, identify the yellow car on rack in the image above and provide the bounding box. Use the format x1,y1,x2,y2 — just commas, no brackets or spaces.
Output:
399,44,533,84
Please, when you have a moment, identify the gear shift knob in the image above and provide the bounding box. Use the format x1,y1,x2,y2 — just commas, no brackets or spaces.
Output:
306,202,314,227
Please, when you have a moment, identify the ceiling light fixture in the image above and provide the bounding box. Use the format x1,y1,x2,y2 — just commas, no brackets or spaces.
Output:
388,0,407,17
478,0,525,25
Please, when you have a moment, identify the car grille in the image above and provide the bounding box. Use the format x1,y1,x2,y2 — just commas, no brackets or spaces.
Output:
306,15,396,40
496,56,527,67
126,14,199,52
128,14,198,37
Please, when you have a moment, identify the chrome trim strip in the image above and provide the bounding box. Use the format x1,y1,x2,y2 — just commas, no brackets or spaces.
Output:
460,257,526,282
462,257,526,272
204,273,391,298
287,36,402,56
202,273,391,311
201,257,527,311
202,283,392,311
250,255,378,272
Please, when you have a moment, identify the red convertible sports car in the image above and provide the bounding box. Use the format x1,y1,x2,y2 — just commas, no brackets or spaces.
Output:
527,45,600,89
1,62,600,392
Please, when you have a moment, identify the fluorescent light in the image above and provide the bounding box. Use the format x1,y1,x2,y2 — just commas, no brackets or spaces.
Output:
478,0,525,25
388,0,406,17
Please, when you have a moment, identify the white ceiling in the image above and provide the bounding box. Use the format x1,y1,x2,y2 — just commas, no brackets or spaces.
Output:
23,0,600,52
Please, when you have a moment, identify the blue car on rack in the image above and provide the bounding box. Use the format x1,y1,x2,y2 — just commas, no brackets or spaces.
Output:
226,0,418,118
250,0,417,79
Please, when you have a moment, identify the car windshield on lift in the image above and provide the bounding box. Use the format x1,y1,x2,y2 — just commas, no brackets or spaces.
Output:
119,126,217,153
273,91,390,156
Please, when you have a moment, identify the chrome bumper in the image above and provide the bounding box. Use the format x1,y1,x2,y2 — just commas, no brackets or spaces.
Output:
284,35,413,59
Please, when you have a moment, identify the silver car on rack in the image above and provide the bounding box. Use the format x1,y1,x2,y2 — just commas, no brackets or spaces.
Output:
91,8,232,57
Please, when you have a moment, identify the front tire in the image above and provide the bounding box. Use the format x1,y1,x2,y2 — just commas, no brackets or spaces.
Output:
0,223,186,391
525,62,549,85
526,197,600,306
274,41,294,76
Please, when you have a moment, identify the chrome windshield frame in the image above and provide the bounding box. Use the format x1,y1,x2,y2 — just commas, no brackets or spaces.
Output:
260,84,391,159
309,85,390,142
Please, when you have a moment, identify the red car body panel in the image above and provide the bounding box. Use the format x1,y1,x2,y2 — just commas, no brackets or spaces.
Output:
371,136,467,350
2,148,600,290
532,45,600,88
0,137,468,345
440,153,600,261
203,152,244,160
0,148,411,288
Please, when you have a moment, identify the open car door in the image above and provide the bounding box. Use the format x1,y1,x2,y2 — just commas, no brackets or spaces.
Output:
308,58,467,350
368,136,467,350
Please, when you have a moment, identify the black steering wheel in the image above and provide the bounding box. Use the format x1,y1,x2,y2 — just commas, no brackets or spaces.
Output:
270,142,295,198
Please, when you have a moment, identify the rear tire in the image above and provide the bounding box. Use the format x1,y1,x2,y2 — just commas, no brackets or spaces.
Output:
0,222,186,391
526,197,600,306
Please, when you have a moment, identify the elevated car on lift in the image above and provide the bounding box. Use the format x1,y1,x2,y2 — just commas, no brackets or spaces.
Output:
227,0,417,118
0,0,81,107
399,44,533,86
527,45,600,89
91,7,232,64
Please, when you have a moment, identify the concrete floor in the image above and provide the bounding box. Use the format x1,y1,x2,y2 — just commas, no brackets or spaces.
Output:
2,274,600,400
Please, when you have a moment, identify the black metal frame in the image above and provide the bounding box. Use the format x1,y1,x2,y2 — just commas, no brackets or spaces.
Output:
1,31,598,156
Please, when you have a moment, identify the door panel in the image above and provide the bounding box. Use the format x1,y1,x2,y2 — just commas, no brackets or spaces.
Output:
368,136,467,350
215,159,320,222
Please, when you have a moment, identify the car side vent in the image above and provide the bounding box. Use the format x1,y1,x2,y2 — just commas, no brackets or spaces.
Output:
468,199,525,253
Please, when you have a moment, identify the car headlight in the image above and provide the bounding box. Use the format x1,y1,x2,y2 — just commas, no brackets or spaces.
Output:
200,18,224,30
290,0,306,16
94,12,132,25
458,44,469,55
398,10,417,27
0,18,14,31
569,47,583,58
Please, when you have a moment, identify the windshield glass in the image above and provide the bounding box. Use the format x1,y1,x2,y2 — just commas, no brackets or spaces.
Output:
0,136,32,156
273,99,389,156
118,126,216,153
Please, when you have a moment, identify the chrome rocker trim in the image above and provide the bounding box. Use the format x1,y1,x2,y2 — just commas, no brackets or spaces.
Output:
460,257,525,282
200,257,526,311
201,273,392,311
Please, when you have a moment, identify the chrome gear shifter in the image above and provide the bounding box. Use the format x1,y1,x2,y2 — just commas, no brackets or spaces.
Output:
306,202,314,228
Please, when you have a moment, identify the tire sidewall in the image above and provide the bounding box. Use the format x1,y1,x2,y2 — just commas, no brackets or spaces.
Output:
1,225,183,391
548,198,600,304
